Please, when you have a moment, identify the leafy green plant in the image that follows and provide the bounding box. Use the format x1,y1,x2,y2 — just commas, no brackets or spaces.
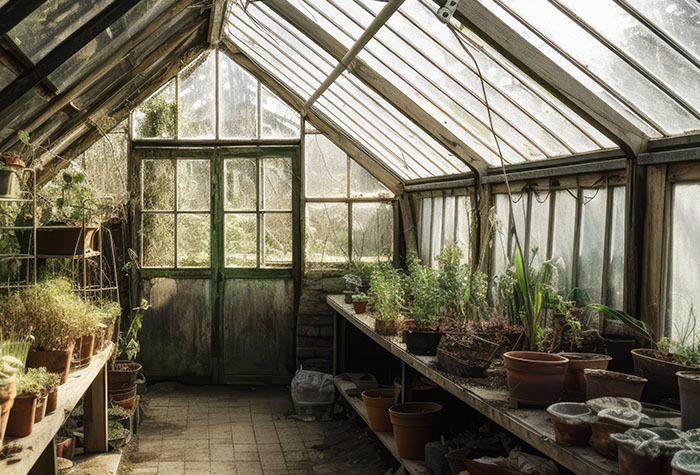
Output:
38,171,95,224
368,263,404,322
352,293,368,302
343,274,362,292
588,304,656,345
404,254,441,327
436,244,471,318
137,95,177,138
118,299,150,361
16,367,59,397
468,270,490,322
515,246,543,350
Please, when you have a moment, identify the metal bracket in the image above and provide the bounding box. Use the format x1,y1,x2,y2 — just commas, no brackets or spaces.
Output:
437,0,460,23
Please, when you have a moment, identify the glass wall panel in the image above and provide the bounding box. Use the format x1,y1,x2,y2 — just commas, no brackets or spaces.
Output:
262,157,293,210
224,158,257,211
177,160,211,211
350,160,392,198
529,192,550,267
420,198,432,261
429,197,444,268
550,190,577,294
576,188,608,303
607,186,626,309
225,214,257,267
352,203,393,262
304,135,346,198
263,213,293,266
455,196,472,264
133,81,177,140
178,52,216,139
261,87,300,139
219,53,258,139
142,214,175,267
491,193,510,281
305,203,349,268
177,214,210,267
142,159,175,210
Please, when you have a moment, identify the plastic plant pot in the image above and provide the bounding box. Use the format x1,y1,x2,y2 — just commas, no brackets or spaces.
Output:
361,388,398,432
584,368,647,400
389,402,442,460
503,351,569,408
403,330,443,356
546,402,595,446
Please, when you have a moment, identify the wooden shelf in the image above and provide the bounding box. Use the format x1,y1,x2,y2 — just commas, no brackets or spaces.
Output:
328,295,619,475
1,342,113,475
335,382,432,475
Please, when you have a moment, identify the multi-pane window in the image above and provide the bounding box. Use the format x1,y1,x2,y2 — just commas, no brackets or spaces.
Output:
304,132,394,268
491,185,626,306
417,194,473,268
224,156,293,268
141,157,211,268
132,49,300,141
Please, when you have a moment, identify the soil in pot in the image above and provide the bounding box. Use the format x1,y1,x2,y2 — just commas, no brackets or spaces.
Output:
546,402,595,446
584,369,647,400
0,374,16,449
559,352,612,395
362,388,398,432
403,330,442,356
46,388,58,414
108,361,142,391
36,226,98,256
26,346,74,385
389,402,442,460
374,319,400,336
437,333,500,378
618,444,663,475
632,349,696,402
34,395,47,423
6,394,37,437
503,351,569,409
353,301,368,314
678,371,700,430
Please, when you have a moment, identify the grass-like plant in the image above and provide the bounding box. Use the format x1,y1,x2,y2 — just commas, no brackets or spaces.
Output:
368,262,404,322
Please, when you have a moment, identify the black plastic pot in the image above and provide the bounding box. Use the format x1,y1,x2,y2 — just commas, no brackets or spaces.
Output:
403,330,442,356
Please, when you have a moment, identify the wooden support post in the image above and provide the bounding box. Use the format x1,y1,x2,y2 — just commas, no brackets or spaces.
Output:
28,439,56,475
332,311,338,376
83,364,108,453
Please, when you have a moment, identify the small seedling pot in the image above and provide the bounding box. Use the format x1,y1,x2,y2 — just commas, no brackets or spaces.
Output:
109,386,137,411
559,352,612,394
546,402,594,447
677,371,700,430
73,334,95,368
403,330,442,356
56,435,75,460
361,388,398,432
46,388,58,414
0,169,20,198
591,419,628,459
352,300,367,314
389,402,442,460
584,368,647,400
34,394,47,423
26,346,74,385
617,444,663,475
503,351,569,408
6,394,37,438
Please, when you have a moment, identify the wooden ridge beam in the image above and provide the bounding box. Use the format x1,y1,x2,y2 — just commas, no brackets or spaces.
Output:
0,0,47,38
445,0,648,156
0,0,198,153
0,0,141,114
265,0,488,176
207,0,227,45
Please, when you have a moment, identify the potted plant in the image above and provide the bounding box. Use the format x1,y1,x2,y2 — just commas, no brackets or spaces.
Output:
108,299,149,409
402,254,443,355
6,368,47,437
352,293,368,314
367,263,404,336
389,402,442,460
343,274,362,304
23,367,60,424
0,354,23,448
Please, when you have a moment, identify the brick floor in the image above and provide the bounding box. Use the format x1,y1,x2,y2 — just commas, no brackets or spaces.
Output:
123,383,390,475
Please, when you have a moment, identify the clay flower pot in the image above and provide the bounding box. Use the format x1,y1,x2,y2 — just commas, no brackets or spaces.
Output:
403,330,442,356
73,334,95,368
0,374,17,449
352,300,368,314
56,436,75,460
389,402,442,460
109,386,137,410
591,419,628,459
26,345,74,384
46,388,58,414
36,225,98,255
677,371,700,431
546,402,595,446
584,369,647,400
361,388,398,432
34,394,47,423
559,352,612,394
108,360,142,391
617,444,663,475
632,349,694,402
503,351,569,409
6,394,37,438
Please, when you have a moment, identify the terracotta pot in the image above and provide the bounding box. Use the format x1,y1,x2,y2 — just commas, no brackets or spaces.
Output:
591,420,628,459
34,395,47,423
677,371,700,431
74,334,95,367
403,330,443,356
546,402,594,447
618,445,663,475
503,351,569,409
56,436,75,460
632,349,694,402
26,346,74,385
0,374,17,449
362,388,398,432
584,369,647,400
46,388,58,414
36,226,98,256
374,319,399,336
559,352,612,394
671,450,700,475
389,402,442,460
6,394,37,437
109,386,137,410
108,360,142,391
353,301,368,314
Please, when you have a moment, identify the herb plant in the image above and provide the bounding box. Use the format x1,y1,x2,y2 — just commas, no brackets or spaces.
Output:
404,254,441,328
436,244,471,318
343,274,362,292
368,263,404,322
119,299,150,361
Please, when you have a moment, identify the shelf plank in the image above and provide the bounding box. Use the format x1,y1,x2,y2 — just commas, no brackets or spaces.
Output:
327,295,618,475
335,382,432,475
1,342,114,475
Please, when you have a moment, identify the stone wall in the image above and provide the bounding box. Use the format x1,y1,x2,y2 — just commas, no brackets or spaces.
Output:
296,270,345,373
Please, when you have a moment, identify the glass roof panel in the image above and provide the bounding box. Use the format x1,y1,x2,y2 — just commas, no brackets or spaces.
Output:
47,0,177,92
8,0,114,64
630,0,700,61
475,0,700,136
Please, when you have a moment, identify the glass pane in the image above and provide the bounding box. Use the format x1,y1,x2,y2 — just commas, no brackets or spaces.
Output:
667,183,700,343
577,188,608,303
350,159,393,198
142,160,174,210
224,158,256,211
455,195,472,264
219,52,258,139
142,213,174,267
263,213,292,267
352,202,393,263
529,191,550,268
177,160,210,211
262,157,292,210
551,190,577,294
491,193,510,283
261,86,300,138
177,214,210,267
305,203,348,268
305,134,347,198
225,214,257,267
178,51,216,139
430,197,444,268
511,193,529,258
633,0,700,60
419,198,432,263
606,186,626,309
443,196,456,249
133,81,177,139
9,0,113,63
